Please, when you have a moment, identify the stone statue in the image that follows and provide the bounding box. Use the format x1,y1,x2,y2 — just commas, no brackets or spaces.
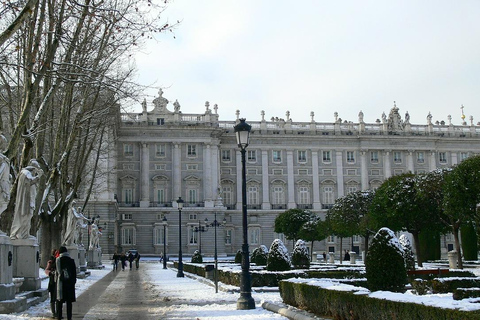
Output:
405,111,410,124
63,200,89,246
427,112,433,125
173,99,181,112
89,222,101,250
10,160,43,240
358,110,364,123
141,98,147,113
153,88,169,112
0,135,10,217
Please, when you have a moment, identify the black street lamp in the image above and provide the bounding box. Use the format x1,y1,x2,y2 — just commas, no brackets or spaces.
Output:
162,216,167,269
193,218,209,254
176,197,184,277
209,212,227,293
234,118,255,310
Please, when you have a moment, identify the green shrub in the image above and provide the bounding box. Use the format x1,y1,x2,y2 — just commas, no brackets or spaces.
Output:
365,227,407,292
453,287,480,300
191,250,203,263
267,239,291,271
234,249,242,263
291,239,310,269
399,234,415,271
251,245,268,266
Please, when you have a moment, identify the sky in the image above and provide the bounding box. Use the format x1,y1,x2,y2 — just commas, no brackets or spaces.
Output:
132,0,480,125
5,259,480,319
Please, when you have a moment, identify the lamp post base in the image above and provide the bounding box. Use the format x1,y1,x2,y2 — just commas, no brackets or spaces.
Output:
176,270,184,277
237,293,255,310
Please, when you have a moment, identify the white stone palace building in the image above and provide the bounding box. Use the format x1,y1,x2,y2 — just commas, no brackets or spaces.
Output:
91,91,480,259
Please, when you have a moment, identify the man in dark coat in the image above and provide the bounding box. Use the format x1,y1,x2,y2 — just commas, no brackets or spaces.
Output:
56,246,77,320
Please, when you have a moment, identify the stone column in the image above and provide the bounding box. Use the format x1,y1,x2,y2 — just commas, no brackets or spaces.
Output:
311,150,321,210
406,150,414,173
383,151,391,179
286,150,295,208
451,152,458,166
261,150,270,210
173,143,182,199
203,143,213,207
429,151,437,171
335,151,344,198
140,142,150,207
360,150,368,190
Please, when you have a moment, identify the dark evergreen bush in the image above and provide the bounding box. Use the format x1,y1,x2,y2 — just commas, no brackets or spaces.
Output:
191,250,203,263
267,239,291,271
291,239,310,269
251,245,268,266
365,227,407,292
234,249,242,263
399,234,415,271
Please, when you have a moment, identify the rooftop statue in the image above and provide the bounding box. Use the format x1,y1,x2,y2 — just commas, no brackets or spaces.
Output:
153,88,169,112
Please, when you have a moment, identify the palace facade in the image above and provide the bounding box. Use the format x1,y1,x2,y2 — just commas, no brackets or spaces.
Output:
91,91,480,259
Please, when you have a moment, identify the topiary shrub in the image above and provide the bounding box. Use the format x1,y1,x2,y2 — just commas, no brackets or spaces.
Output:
267,239,291,271
234,249,242,263
291,239,310,269
191,250,203,263
251,245,268,266
366,227,407,292
399,234,415,271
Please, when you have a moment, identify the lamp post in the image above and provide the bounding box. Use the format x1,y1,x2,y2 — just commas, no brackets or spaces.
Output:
193,218,209,254
162,216,167,269
209,212,227,293
176,197,184,277
234,118,255,310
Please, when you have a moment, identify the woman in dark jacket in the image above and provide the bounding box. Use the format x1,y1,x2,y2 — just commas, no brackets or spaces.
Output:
45,249,59,318
56,246,77,320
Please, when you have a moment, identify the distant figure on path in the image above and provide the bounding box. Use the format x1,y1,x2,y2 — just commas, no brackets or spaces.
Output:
344,250,350,263
45,249,59,318
10,160,43,240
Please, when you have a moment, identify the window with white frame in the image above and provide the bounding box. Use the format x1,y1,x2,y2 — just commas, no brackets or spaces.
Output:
189,213,197,220
298,186,310,204
122,213,132,220
347,185,357,194
247,185,259,205
417,152,425,163
221,150,231,162
371,151,379,163
123,143,133,157
272,185,285,205
297,150,307,163
394,151,402,163
153,226,167,245
186,164,198,171
188,226,198,244
155,144,165,157
247,150,257,162
346,151,355,163
272,150,282,163
188,189,197,204
439,152,447,163
327,235,335,243
222,185,233,205
156,189,165,203
122,227,135,245
460,152,468,161
187,144,197,157
124,188,133,204
225,229,232,245
353,235,360,243
322,151,331,162
154,164,166,170
323,186,334,204
123,164,134,170
248,227,260,245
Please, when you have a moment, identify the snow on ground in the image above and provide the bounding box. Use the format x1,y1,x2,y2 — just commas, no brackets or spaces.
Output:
3,258,480,319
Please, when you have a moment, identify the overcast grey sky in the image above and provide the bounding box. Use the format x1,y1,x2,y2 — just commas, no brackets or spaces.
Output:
133,0,480,125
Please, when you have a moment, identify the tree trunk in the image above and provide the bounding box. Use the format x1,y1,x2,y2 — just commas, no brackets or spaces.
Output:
39,215,61,268
339,237,343,264
411,231,423,268
453,224,463,269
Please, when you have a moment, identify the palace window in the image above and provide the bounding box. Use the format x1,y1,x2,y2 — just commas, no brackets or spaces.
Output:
394,151,402,163
221,150,231,162
225,229,233,245
346,151,355,163
272,150,282,163
247,150,257,162
155,144,165,157
370,151,379,163
153,226,167,245
298,186,310,204
248,227,260,245
188,227,198,244
322,151,331,162
417,152,425,163
247,186,259,205
122,227,136,245
123,144,133,157
187,144,197,157
297,150,307,163
439,152,447,164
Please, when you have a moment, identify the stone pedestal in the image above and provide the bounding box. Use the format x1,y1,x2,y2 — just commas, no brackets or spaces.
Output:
349,252,357,264
329,253,335,264
312,252,317,262
87,248,102,268
0,233,15,300
12,237,40,291
66,245,79,273
78,247,87,272
448,250,458,269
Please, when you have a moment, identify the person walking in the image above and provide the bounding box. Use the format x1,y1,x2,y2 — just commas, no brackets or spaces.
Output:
45,249,59,318
112,252,119,271
120,252,127,271
135,252,141,269
128,251,134,270
56,246,77,320
344,250,350,263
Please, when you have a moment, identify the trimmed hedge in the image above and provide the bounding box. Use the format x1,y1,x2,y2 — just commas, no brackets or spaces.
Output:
453,288,480,300
279,280,480,320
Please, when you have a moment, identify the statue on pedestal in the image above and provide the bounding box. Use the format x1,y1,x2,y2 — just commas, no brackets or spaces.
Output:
10,160,43,240
0,140,10,217
63,200,89,246
89,223,101,250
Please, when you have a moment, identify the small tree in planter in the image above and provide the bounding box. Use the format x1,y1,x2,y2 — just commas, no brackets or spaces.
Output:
291,239,310,269
251,245,268,266
267,239,291,271
399,234,415,271
191,250,203,263
366,227,407,292
234,249,242,263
